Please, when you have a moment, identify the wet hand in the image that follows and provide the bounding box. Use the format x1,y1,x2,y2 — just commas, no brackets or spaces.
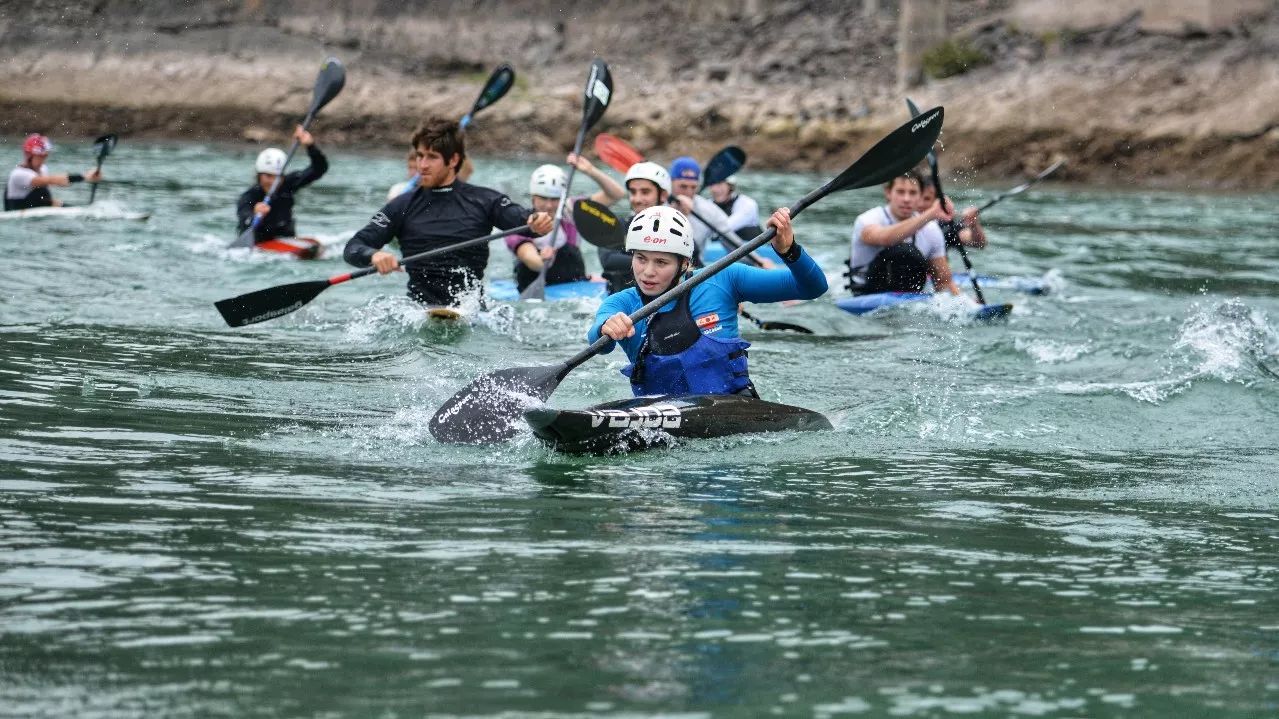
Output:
601,312,635,341
371,250,401,274
539,246,556,261
930,198,954,222
767,207,794,255
962,206,979,223
84,169,102,183
294,125,315,146
567,152,593,172
528,212,553,235
671,195,694,215
253,202,271,217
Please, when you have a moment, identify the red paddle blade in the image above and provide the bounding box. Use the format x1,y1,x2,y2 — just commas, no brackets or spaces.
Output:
593,133,644,174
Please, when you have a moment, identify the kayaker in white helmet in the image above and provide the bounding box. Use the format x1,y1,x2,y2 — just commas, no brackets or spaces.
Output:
504,154,624,292
235,125,328,245
707,173,763,240
344,116,554,308
590,204,827,398
597,160,672,294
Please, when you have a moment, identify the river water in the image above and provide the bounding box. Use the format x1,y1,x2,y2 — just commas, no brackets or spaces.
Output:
2,140,1277,717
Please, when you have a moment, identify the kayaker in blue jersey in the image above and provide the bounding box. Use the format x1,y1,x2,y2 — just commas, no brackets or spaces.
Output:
236,125,327,244
918,182,986,250
597,161,671,294
345,116,554,307
505,155,624,292
590,205,827,397
5,134,101,211
847,170,960,295
707,174,763,240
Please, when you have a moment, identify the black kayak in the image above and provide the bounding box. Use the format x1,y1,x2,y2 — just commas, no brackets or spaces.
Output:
524,393,833,454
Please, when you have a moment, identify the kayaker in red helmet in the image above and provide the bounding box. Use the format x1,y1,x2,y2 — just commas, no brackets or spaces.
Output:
5,134,102,211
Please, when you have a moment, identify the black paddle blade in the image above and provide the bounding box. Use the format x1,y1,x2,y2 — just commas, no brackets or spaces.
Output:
581,58,613,130
975,303,1014,322
818,107,944,200
309,57,346,115
573,198,625,249
214,280,331,327
758,320,814,334
429,364,568,444
701,145,746,190
474,64,515,114
93,134,117,158
905,98,938,167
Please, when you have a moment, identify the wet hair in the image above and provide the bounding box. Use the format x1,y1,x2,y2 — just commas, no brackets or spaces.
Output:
885,169,924,192
410,117,465,172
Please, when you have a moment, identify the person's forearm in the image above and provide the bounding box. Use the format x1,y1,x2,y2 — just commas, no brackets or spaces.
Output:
584,164,625,202
861,214,929,246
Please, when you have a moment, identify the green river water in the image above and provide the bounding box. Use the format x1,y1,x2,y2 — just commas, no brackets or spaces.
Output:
2,139,1277,717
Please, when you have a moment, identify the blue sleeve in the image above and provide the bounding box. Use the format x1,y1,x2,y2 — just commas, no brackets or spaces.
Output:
587,290,644,359
727,248,828,303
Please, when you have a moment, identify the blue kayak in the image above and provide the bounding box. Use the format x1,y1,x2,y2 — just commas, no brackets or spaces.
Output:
836,294,1012,321
488,278,608,302
952,273,1049,295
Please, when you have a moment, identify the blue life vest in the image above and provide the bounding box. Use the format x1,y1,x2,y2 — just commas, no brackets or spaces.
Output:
622,289,755,397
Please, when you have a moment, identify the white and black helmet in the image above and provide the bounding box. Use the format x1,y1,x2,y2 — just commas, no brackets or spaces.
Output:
529,164,567,198
625,205,694,259
623,161,671,195
255,148,287,175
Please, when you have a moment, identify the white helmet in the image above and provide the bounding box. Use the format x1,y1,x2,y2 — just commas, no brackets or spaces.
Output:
625,205,694,259
529,164,567,198
624,161,671,195
255,148,287,175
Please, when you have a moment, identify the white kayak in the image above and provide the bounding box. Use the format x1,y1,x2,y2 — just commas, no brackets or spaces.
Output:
0,206,151,222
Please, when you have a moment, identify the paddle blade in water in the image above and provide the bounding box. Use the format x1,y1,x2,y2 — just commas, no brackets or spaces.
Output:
429,364,569,444
573,198,625,249
581,59,613,130
702,145,746,189
757,319,813,334
975,303,1014,322
593,133,643,173
310,57,346,114
214,280,331,327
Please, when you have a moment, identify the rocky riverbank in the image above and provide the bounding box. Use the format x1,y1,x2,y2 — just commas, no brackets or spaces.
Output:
1,0,1276,189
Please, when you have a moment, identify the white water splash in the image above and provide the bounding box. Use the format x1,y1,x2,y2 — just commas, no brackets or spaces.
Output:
1057,300,1278,403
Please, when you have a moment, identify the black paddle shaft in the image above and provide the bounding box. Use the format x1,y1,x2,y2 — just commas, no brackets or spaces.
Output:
976,159,1065,214
907,97,986,305
521,59,612,300
215,224,531,327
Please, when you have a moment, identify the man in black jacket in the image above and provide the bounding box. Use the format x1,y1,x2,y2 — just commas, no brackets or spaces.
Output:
344,117,553,307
